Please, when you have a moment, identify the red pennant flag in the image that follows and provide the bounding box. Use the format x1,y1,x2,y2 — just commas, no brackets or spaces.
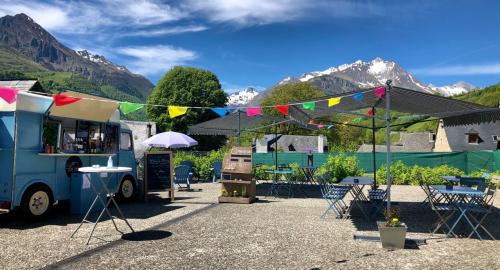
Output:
308,120,315,125
275,104,289,116
53,94,81,106
367,108,374,116
375,86,386,98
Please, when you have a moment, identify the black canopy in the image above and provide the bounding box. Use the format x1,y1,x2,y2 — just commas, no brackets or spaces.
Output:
188,110,283,136
288,86,500,127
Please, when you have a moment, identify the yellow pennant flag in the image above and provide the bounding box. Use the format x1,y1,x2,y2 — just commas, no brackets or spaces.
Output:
168,106,189,118
328,97,341,107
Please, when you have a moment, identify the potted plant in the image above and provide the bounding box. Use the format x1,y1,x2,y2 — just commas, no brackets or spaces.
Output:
377,206,407,249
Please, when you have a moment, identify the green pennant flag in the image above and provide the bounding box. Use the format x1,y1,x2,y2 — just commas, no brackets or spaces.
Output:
353,117,362,123
302,101,316,111
120,102,144,114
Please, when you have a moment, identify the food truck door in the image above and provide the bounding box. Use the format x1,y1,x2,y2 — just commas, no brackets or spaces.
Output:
0,112,15,209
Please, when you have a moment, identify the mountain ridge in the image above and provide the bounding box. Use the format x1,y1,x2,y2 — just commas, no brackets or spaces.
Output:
0,13,153,100
278,57,476,97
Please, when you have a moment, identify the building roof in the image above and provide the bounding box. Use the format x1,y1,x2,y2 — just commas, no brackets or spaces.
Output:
357,132,434,152
289,86,500,127
441,122,500,151
0,80,45,92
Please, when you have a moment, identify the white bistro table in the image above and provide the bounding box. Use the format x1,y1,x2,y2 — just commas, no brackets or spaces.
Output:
71,166,135,244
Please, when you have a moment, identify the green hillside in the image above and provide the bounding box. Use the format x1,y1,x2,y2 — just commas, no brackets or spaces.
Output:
0,47,147,120
454,82,500,107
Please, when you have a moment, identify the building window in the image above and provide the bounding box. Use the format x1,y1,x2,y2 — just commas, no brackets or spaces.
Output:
429,133,436,142
492,135,499,142
468,133,480,144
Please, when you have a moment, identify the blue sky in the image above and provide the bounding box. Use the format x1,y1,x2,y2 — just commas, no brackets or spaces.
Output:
1,0,499,92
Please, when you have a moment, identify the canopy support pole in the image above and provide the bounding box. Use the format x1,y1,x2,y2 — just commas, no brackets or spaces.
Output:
275,121,278,171
237,109,241,146
372,107,377,189
385,80,393,210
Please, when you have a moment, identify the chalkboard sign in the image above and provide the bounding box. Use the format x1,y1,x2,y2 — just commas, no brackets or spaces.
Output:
144,151,173,195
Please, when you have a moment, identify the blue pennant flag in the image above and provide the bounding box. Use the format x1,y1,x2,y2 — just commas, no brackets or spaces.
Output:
211,107,231,117
353,92,364,102
327,125,334,129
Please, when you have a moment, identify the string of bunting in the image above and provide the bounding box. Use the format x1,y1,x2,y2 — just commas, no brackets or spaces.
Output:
7,86,387,124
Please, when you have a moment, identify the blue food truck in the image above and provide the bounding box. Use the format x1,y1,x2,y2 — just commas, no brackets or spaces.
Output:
0,91,138,218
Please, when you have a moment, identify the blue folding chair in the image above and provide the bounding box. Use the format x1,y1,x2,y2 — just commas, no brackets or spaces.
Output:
211,161,222,183
318,174,349,219
174,165,193,190
368,188,387,219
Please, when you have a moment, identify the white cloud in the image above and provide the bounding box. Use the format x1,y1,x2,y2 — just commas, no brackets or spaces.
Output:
411,63,500,76
124,25,208,37
0,0,188,33
0,2,70,31
117,45,197,75
183,0,384,26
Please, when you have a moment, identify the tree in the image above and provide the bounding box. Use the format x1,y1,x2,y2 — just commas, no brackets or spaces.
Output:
259,82,324,135
147,66,228,150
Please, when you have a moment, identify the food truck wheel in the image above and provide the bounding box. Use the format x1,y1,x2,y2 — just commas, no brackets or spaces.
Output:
21,185,53,219
117,177,135,201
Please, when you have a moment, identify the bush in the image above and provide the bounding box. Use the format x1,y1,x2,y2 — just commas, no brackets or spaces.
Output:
173,149,225,180
318,153,364,182
375,160,464,185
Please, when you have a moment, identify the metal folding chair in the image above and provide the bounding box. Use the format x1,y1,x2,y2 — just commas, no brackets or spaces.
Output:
425,185,457,237
318,175,349,219
466,180,497,239
368,188,387,219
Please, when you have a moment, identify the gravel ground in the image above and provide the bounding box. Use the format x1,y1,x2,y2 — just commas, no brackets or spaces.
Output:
1,184,499,270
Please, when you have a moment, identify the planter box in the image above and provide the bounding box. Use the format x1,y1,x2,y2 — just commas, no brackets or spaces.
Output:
377,221,407,249
218,196,256,204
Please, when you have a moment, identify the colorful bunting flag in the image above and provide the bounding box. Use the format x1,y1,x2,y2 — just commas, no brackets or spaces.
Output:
53,93,81,106
353,92,364,102
120,102,144,114
327,125,334,129
275,104,289,116
302,101,316,110
168,106,189,118
0,86,18,104
367,108,374,116
246,106,262,117
308,120,315,125
328,97,341,107
353,117,362,123
318,124,324,128
375,86,386,98
211,107,230,117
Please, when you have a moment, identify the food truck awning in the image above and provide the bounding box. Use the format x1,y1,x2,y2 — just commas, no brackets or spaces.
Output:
48,91,119,122
0,92,53,113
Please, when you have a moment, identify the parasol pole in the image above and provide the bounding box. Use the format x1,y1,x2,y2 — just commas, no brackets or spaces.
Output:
372,107,377,189
385,80,393,210
237,109,241,146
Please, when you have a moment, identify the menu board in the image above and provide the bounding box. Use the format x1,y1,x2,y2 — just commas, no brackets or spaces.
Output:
144,151,173,192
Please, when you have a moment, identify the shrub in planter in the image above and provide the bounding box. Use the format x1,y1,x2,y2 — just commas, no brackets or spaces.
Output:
378,205,407,249
376,161,464,185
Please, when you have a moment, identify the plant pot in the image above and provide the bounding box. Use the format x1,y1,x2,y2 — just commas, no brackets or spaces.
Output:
377,221,407,249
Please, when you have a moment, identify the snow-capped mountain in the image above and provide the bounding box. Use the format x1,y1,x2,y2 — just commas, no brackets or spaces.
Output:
76,50,127,71
277,57,476,97
227,87,260,106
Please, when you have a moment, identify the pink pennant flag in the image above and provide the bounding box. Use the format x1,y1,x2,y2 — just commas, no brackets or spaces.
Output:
375,86,386,98
246,106,262,117
0,86,18,104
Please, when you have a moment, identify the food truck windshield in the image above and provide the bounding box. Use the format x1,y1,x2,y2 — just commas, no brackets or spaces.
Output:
43,117,119,154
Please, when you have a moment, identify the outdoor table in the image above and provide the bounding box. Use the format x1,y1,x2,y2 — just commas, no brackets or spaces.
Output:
340,176,373,219
431,185,485,239
298,166,318,184
266,169,293,198
441,175,461,185
71,166,135,244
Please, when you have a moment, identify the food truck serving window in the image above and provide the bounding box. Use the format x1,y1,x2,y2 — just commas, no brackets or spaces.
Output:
43,117,119,154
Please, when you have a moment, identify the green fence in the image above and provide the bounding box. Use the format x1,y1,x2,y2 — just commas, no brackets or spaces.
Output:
253,151,500,174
